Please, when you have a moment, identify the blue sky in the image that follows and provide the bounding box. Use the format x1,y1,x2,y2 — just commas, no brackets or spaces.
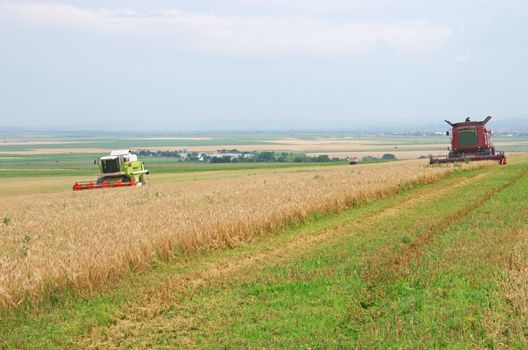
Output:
0,0,527,130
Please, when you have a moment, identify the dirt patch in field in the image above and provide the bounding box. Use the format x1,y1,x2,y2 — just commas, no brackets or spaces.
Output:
494,141,528,147
123,137,214,141
0,148,110,155
269,138,444,146
269,138,391,145
307,150,445,160
0,140,81,146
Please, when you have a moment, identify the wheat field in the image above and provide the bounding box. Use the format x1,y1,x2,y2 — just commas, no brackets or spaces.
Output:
0,161,486,309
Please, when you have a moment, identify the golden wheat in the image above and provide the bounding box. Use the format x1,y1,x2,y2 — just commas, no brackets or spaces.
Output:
0,161,486,309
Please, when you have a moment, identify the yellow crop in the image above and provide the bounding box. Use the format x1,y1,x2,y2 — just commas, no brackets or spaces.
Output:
0,161,485,309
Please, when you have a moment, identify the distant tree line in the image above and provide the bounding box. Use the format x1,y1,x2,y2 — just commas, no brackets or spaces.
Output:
361,154,397,162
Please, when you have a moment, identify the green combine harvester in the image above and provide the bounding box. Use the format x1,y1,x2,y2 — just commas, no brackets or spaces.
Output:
73,150,149,191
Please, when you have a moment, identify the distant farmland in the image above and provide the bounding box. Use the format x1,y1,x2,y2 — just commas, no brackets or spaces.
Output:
1,133,528,181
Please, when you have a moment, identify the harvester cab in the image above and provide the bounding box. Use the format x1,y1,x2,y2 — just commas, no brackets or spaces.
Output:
430,116,506,165
73,150,149,191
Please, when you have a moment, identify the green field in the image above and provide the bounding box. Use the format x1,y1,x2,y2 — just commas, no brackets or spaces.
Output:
1,155,527,348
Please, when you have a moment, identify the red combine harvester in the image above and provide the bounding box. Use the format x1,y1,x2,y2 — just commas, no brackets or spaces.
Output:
430,116,506,165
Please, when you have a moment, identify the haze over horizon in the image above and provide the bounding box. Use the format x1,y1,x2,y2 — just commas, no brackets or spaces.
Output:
1,0,527,131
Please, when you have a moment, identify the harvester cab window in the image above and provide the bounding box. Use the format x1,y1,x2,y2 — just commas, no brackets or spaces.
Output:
101,158,120,174
458,129,478,147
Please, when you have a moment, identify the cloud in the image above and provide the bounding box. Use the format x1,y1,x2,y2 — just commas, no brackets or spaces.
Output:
0,1,453,56
0,2,186,33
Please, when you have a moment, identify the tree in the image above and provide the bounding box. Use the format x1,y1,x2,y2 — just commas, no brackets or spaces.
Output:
186,152,200,161
210,156,232,163
277,153,292,162
315,155,331,162
362,155,378,162
293,154,310,162
381,153,397,160
256,152,276,162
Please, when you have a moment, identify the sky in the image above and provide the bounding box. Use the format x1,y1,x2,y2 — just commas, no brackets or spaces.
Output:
0,0,527,131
